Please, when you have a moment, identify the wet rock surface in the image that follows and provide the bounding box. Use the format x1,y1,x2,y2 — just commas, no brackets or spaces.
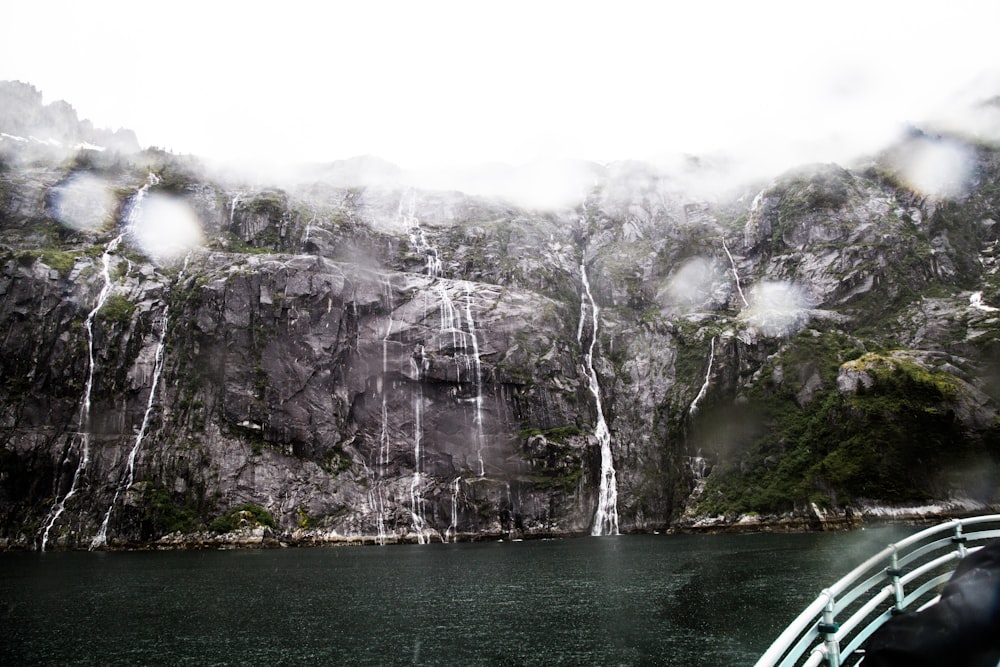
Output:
1,129,999,549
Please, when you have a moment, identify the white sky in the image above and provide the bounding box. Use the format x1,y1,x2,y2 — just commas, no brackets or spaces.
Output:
2,0,999,173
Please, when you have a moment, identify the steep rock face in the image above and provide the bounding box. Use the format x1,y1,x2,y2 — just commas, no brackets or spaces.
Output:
1,125,1000,549
0,80,141,155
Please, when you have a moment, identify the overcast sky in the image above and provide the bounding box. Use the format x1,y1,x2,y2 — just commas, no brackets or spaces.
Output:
2,1,999,174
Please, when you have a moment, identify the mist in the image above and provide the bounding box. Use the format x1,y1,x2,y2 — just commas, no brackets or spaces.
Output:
3,2,999,205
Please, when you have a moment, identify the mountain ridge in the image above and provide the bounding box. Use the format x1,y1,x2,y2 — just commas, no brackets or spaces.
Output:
0,84,998,549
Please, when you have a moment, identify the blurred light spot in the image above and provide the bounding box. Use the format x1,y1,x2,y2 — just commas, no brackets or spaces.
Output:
51,173,115,232
659,257,719,310
893,136,972,199
743,281,808,337
128,193,204,264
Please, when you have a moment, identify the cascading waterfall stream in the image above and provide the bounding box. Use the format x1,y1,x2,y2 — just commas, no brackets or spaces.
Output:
396,191,490,541
90,253,191,549
463,283,486,477
579,262,619,536
40,175,157,551
91,294,170,548
40,236,121,550
409,348,430,544
399,191,442,277
302,203,318,246
971,291,999,312
373,276,394,545
447,477,462,542
722,237,749,307
689,336,716,416
686,451,709,504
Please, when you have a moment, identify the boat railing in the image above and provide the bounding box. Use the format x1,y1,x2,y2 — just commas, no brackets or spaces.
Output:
754,514,1000,667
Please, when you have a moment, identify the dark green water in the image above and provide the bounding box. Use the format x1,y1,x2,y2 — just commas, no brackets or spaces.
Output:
1,528,913,666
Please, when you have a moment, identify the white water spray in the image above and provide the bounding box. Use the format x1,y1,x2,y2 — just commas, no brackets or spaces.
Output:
579,263,619,536
689,337,716,416
970,291,999,312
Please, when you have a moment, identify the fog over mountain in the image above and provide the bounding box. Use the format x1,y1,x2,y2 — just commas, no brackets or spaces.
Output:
2,75,999,549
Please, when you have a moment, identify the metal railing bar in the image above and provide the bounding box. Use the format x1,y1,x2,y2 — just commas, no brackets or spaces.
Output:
840,608,893,657
756,594,831,667
802,646,827,667
776,628,823,667
899,550,962,587
755,515,1000,667
899,571,954,609
963,528,1000,543
898,536,958,569
835,586,893,639
834,570,892,614
916,594,941,611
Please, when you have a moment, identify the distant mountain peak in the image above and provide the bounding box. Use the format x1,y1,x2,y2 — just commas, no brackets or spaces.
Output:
0,80,140,154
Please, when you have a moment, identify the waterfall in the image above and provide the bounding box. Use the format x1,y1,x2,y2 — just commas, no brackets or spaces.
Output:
91,253,191,548
90,302,170,548
686,452,709,503
970,291,999,312
229,193,240,223
722,237,748,307
302,204,318,246
399,190,442,277
447,477,461,542
689,337,716,416
409,349,429,544
373,277,394,546
40,235,122,550
579,263,619,536
379,308,393,475
463,284,486,477
437,283,461,353
370,484,388,546
40,175,157,551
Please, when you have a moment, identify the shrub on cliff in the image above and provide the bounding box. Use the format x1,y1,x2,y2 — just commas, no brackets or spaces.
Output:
209,503,277,533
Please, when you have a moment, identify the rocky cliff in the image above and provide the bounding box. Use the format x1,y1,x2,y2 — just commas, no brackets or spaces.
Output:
1,106,999,549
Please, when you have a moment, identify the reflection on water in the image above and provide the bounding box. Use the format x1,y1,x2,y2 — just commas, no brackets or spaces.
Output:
0,527,913,666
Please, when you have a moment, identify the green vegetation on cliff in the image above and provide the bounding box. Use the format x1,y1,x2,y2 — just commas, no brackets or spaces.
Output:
694,332,1000,515
209,503,277,533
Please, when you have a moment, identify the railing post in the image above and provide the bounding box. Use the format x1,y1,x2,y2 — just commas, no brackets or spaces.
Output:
887,548,905,614
818,589,841,667
952,519,968,559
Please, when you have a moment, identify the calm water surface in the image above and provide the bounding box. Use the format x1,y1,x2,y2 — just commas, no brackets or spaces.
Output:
0,528,914,666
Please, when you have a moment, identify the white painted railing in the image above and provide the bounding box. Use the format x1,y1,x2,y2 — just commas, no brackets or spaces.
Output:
755,514,1000,667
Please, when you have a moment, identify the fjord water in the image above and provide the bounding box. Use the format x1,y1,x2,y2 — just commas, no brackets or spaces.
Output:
1,528,912,666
